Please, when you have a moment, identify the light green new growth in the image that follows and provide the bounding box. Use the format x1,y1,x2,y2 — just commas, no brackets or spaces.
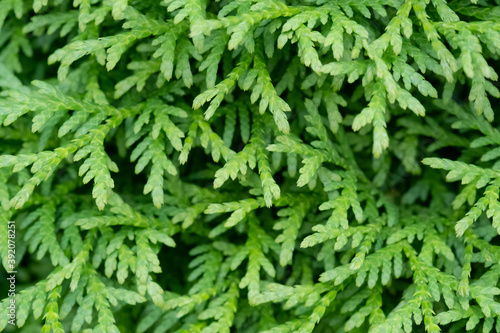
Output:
2,0,500,332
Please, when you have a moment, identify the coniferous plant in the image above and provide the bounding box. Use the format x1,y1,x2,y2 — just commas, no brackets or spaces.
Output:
1,0,500,332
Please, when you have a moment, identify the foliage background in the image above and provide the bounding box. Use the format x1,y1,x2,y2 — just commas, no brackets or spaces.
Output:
1,0,500,332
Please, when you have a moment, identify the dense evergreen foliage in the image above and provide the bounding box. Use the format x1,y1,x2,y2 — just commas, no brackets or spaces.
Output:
2,0,500,332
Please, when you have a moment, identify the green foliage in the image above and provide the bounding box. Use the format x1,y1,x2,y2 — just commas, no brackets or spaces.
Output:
2,0,500,332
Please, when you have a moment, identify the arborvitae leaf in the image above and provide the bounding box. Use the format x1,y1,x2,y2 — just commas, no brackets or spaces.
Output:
3,1,500,332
